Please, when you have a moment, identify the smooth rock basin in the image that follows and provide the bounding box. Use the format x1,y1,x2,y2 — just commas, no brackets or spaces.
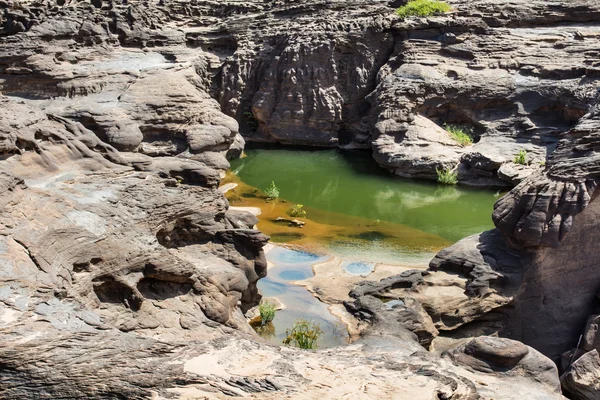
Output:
342,261,375,276
256,246,349,348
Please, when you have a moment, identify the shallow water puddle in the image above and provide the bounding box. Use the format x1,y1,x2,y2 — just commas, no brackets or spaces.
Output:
255,246,349,348
342,261,375,276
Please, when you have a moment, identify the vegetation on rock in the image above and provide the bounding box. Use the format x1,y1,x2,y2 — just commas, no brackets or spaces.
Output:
264,181,280,199
396,0,451,19
288,204,307,218
283,319,323,349
436,167,458,185
514,150,528,165
259,300,277,326
444,124,474,146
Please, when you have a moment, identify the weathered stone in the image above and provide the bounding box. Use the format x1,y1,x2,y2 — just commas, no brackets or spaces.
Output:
561,350,600,400
349,269,426,298
446,337,561,391
582,315,600,353
0,0,598,398
345,295,439,347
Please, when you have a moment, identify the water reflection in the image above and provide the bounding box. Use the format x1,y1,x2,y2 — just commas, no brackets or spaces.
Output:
230,148,497,243
255,247,349,348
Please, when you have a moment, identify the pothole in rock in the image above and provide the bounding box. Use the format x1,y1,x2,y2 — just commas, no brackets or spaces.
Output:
251,246,349,348
342,261,375,276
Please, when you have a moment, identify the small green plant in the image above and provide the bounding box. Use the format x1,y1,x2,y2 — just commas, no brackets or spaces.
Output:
264,181,280,200
444,124,473,146
396,0,451,19
436,167,458,185
283,319,323,350
514,150,528,165
288,204,307,218
540,160,546,167
243,111,259,132
258,300,276,326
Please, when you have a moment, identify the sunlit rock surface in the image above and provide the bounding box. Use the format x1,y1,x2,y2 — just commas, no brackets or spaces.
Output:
0,0,599,398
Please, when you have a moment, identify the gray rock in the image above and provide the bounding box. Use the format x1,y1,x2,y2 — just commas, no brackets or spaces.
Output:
446,336,561,391
561,350,600,400
372,115,465,180
349,269,426,298
582,315,600,353
0,1,598,398
498,163,538,186
345,294,439,347
429,229,529,298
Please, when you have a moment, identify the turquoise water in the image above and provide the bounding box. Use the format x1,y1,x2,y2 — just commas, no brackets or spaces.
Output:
230,148,498,244
256,247,348,348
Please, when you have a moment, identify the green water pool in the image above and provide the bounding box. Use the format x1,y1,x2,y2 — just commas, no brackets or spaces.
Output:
230,147,499,248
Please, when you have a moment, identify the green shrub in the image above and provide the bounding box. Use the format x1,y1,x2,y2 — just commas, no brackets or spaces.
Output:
288,204,307,218
436,167,458,185
259,300,276,326
444,124,473,146
396,0,451,19
283,319,323,350
514,150,528,165
264,181,280,199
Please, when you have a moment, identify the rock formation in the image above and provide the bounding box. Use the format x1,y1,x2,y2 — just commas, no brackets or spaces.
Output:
1,0,599,398
211,0,600,186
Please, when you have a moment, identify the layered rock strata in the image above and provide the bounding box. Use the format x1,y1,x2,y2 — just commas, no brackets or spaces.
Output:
1,0,599,398
208,0,600,186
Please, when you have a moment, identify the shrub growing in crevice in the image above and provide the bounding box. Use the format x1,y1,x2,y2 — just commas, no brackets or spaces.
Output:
259,300,276,326
514,150,528,165
396,0,451,19
444,124,473,146
436,167,458,185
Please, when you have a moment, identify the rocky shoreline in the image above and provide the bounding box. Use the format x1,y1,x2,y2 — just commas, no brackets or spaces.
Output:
1,0,599,398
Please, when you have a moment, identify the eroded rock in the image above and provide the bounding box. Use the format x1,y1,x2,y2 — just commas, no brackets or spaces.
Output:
561,350,600,400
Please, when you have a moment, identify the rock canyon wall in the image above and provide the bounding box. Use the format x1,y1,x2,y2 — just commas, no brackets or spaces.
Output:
0,0,599,398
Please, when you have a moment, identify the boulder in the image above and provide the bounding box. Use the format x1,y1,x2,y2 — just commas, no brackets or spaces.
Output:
446,336,561,391
371,115,465,180
561,350,600,400
345,295,439,347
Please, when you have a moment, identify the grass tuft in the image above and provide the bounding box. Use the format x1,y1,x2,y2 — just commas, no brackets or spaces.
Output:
264,181,280,200
444,124,474,146
396,0,451,19
436,168,458,185
514,150,528,165
283,319,323,350
258,300,276,326
288,204,307,218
